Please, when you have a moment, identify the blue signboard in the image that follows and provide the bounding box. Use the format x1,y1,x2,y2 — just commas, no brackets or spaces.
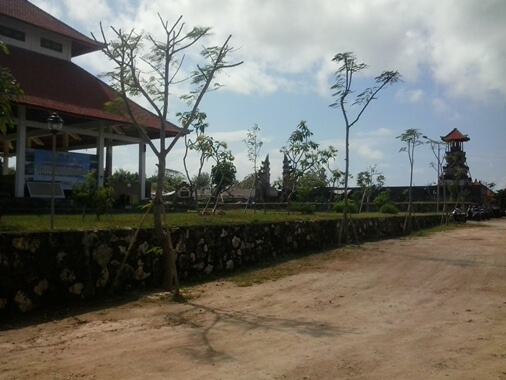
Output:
25,148,97,190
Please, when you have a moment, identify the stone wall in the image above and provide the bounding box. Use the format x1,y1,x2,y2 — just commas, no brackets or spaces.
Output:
0,215,441,314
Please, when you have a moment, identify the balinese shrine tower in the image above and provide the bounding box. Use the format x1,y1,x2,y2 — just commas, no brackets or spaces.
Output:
441,128,472,185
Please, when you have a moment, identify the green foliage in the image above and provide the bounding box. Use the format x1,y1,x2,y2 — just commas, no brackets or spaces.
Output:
192,172,210,193
0,42,24,135
72,172,115,220
243,124,263,173
147,169,185,192
110,169,139,184
329,52,400,240
356,164,385,212
296,170,327,202
373,190,392,208
147,246,163,257
211,160,236,192
496,188,506,210
280,121,337,202
163,169,185,191
0,210,413,232
291,202,315,215
236,173,256,189
379,204,399,214
334,200,358,213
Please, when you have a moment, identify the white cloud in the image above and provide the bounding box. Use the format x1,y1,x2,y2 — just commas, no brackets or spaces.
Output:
396,88,425,104
32,0,506,103
432,98,449,114
209,130,247,144
356,128,394,138
62,0,112,24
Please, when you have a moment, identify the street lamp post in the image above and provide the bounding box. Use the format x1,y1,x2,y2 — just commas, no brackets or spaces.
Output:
423,135,444,212
47,112,63,229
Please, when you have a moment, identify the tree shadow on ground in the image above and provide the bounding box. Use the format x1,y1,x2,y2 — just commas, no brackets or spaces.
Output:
163,301,357,363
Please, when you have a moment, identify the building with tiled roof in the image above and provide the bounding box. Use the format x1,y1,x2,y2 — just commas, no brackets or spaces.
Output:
440,128,471,184
0,0,180,200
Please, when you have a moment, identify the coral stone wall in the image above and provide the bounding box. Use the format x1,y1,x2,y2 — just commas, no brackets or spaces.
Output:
0,215,441,314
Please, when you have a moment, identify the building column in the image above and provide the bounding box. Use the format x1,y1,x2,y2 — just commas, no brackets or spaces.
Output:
14,106,27,197
139,142,146,200
105,139,113,180
97,123,105,186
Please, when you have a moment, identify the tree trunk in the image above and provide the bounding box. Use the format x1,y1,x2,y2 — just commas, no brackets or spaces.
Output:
154,155,178,293
339,125,351,244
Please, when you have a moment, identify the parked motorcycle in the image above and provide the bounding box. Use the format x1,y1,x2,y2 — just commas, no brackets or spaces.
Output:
451,208,467,223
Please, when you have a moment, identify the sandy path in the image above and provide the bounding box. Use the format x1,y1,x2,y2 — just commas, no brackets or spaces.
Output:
1,220,505,380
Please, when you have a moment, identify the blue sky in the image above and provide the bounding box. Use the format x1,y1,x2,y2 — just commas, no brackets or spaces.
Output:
33,0,506,188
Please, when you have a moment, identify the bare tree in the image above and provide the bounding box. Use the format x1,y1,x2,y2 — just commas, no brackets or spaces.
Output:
95,15,242,294
329,52,400,243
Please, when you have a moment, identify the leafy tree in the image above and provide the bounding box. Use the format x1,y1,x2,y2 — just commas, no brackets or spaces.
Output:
329,52,400,242
191,172,210,198
177,110,209,209
210,159,236,212
72,172,115,220
356,165,385,212
110,169,139,184
373,189,392,209
243,124,263,212
334,200,358,213
297,169,328,202
495,188,506,210
236,173,255,189
0,42,23,135
146,169,185,192
198,138,235,213
280,121,337,207
397,128,423,232
95,16,242,293
164,169,185,191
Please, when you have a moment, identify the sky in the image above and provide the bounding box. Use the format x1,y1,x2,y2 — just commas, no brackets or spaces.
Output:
32,0,506,189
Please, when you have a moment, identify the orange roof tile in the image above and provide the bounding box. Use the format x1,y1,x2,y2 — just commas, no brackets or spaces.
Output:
441,128,470,142
0,45,180,137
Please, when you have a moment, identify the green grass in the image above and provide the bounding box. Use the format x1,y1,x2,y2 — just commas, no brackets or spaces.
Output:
0,208,444,232
0,209,349,232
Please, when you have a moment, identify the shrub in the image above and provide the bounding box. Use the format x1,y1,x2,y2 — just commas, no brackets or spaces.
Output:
72,172,115,220
379,203,399,214
373,190,391,208
291,202,315,215
333,200,358,213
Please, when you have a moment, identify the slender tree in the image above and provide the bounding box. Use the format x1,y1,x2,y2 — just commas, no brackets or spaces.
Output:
201,139,235,213
397,128,423,232
357,165,385,212
210,159,237,212
330,52,400,243
243,124,263,213
280,121,337,209
177,110,209,210
95,15,242,293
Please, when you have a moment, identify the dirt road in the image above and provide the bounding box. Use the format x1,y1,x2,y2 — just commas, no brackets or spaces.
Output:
1,220,505,380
